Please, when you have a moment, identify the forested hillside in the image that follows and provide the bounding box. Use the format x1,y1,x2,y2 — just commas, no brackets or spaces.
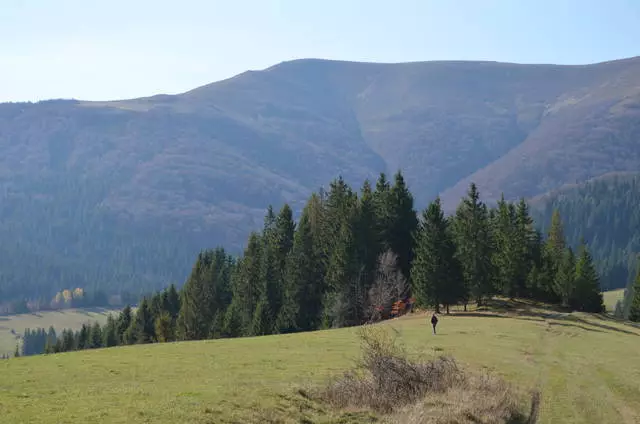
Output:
28,173,603,357
530,173,640,290
2,56,640,307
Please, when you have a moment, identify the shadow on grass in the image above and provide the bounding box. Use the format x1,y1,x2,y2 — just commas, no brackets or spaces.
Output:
449,301,640,337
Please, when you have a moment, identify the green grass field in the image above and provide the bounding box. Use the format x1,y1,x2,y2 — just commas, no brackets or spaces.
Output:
0,308,120,357
603,289,625,312
1,302,639,424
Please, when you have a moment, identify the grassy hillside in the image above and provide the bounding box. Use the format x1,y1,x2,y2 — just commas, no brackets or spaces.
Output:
0,308,119,357
2,57,640,303
2,303,639,423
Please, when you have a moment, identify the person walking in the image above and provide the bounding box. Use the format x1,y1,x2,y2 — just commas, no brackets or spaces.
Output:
430,313,438,334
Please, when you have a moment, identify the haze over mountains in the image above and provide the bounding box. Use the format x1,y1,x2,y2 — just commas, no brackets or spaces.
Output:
1,55,640,301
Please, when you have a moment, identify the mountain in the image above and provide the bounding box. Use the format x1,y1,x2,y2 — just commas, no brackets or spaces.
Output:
530,172,640,290
1,56,640,303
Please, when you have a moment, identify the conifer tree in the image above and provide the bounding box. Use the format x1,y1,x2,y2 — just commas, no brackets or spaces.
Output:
77,324,90,350
277,199,324,333
373,172,392,252
453,183,494,307
412,197,463,313
131,298,155,343
251,295,273,336
627,269,640,322
388,171,418,280
155,311,176,342
103,315,119,347
555,247,576,307
117,305,133,344
62,328,75,351
89,322,103,349
572,240,604,312
492,197,519,298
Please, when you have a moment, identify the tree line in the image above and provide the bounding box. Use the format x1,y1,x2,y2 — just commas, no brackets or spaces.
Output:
531,174,640,291
16,172,608,357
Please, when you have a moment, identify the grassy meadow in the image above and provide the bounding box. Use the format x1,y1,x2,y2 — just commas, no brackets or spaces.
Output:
0,308,120,357
1,301,639,424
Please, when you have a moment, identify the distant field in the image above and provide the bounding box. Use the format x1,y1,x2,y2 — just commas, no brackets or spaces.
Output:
1,301,639,424
603,289,625,312
0,308,121,357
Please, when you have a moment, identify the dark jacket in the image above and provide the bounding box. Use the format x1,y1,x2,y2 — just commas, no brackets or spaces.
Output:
431,315,438,325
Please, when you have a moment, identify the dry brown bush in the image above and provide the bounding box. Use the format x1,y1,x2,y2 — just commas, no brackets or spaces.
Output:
318,325,539,424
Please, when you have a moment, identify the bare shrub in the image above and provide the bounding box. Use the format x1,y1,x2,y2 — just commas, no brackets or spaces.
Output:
318,325,539,423
367,250,410,322
321,325,463,413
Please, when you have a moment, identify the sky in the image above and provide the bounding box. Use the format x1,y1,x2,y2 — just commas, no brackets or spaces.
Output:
1,0,639,102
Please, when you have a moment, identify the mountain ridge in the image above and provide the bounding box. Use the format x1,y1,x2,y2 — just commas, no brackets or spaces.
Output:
1,55,640,300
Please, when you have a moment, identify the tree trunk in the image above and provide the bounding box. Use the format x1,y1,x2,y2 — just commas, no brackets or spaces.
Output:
464,303,467,312
446,304,450,314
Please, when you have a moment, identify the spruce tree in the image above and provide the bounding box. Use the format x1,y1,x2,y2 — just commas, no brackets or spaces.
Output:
117,305,133,344
572,241,604,312
491,197,519,298
77,324,89,350
388,171,418,281
627,269,640,322
62,328,75,351
452,183,494,307
89,322,103,349
277,200,324,333
131,298,155,343
373,172,392,252
555,247,576,307
103,315,119,347
155,311,176,342
412,197,463,313
251,295,273,336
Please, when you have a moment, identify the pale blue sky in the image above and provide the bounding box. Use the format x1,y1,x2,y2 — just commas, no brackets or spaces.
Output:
2,0,639,102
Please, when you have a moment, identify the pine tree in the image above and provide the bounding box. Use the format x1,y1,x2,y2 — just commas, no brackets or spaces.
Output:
132,298,155,343
412,197,464,314
492,197,519,298
89,322,103,349
627,269,640,322
117,305,133,344
572,240,604,312
103,315,119,347
77,324,89,350
555,247,576,307
61,328,75,352
452,183,494,307
155,311,176,342
251,295,272,336
373,172,392,253
165,284,181,319
277,199,324,333
388,171,418,281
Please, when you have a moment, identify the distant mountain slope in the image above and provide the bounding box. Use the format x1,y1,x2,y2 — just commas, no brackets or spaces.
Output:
1,56,640,302
529,172,640,290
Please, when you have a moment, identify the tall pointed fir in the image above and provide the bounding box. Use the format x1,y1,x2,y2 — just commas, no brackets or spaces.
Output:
555,247,576,307
412,197,464,314
492,196,520,298
452,183,494,307
373,172,392,253
572,240,604,312
132,297,156,343
277,195,325,333
626,266,640,322
388,171,418,281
